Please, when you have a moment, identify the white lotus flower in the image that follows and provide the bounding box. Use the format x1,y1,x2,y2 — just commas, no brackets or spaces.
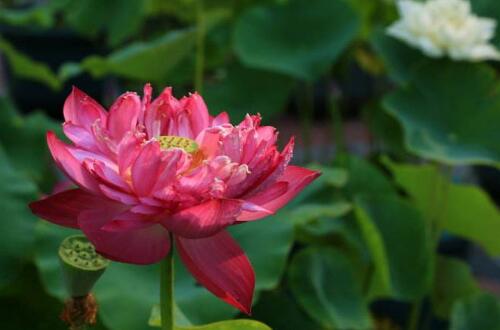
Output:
387,0,500,61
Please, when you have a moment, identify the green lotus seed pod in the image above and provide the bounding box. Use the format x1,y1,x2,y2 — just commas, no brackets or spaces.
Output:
59,235,109,297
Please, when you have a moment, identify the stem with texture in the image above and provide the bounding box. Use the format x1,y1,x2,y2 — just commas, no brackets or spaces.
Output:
160,241,174,330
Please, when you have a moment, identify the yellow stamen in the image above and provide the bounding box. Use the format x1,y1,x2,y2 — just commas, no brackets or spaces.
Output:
158,136,199,154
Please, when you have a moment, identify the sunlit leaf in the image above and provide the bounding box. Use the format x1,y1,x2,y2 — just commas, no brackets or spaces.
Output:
384,61,500,166
385,160,500,256
0,37,60,90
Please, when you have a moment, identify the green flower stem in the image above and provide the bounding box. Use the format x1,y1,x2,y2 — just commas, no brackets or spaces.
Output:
160,240,175,330
194,0,206,93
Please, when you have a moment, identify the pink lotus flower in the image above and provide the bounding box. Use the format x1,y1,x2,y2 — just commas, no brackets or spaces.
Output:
30,85,320,314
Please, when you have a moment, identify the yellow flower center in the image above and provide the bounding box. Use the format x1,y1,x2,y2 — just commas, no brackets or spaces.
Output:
158,136,199,154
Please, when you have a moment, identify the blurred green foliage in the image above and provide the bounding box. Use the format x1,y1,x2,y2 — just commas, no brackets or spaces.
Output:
1,0,500,329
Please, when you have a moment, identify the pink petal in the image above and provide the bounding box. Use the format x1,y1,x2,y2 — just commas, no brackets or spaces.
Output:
99,184,138,205
238,166,320,221
131,142,162,196
51,180,74,194
88,160,132,193
162,199,241,238
222,129,242,162
100,208,159,232
79,203,170,265
63,87,107,130
176,231,255,314
117,132,143,176
255,137,295,191
145,87,178,138
212,112,229,126
174,165,213,196
29,188,100,228
107,92,141,140
184,93,210,136
47,132,100,193
152,149,183,193
197,129,221,159
63,123,99,152
237,182,288,221
242,137,294,197
140,83,153,124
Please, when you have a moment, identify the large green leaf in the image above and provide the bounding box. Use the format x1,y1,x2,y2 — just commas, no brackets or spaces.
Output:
343,156,396,197
432,256,479,319
176,217,294,324
347,1,396,40
450,293,500,330
289,246,372,329
0,37,60,90
370,29,428,85
354,195,432,300
95,264,159,330
289,202,352,227
176,320,271,330
62,0,146,46
0,6,54,28
386,160,500,256
364,103,406,156
0,98,61,189
151,317,270,330
384,61,500,166
382,158,447,223
234,0,360,80
204,64,294,122
60,29,196,83
252,289,321,330
0,146,38,289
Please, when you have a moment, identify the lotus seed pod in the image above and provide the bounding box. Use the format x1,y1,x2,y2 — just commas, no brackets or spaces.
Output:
158,135,199,153
59,235,109,298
